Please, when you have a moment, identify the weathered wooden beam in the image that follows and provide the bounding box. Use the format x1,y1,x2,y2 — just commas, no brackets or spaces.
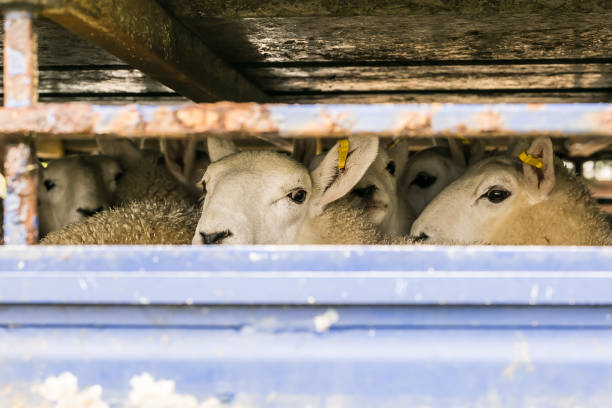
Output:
249,64,612,92
272,92,612,104
31,0,268,102
0,103,609,138
3,10,39,244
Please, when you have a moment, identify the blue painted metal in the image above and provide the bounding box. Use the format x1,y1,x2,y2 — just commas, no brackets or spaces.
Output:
1,246,612,406
0,245,611,305
0,102,611,137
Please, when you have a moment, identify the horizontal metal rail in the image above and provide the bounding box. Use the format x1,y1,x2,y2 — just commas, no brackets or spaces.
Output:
1,245,611,305
0,102,610,138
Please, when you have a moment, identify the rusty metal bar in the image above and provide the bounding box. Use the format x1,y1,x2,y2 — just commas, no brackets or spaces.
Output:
3,10,39,244
36,0,268,103
0,102,609,138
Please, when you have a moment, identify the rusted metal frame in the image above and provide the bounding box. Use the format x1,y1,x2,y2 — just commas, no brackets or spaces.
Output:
3,9,39,245
0,103,610,138
35,0,292,148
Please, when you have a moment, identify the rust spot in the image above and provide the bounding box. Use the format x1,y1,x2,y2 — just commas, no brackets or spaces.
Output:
176,105,219,130
527,103,547,111
598,109,612,133
395,111,432,135
472,110,504,132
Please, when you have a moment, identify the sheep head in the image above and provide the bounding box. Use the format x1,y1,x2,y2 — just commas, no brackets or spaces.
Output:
193,136,378,245
38,155,122,237
410,137,560,245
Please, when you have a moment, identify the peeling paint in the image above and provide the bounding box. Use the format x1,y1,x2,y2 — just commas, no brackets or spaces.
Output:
129,372,225,408
501,337,535,379
32,372,109,408
313,308,339,332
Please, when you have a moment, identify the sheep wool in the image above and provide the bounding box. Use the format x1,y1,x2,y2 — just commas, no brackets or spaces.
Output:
490,163,612,246
41,200,200,245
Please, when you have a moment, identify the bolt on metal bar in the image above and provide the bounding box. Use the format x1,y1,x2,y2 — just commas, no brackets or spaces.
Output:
3,10,39,244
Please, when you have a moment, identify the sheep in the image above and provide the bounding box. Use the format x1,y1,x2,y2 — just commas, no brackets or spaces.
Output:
398,138,485,217
40,138,206,245
38,155,123,237
97,138,199,205
192,136,385,245
307,139,414,237
41,199,200,245
410,137,612,245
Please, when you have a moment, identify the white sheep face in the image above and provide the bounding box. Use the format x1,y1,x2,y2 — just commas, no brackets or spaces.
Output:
349,148,398,227
399,147,465,216
194,151,312,245
410,138,556,244
38,155,122,236
194,136,379,245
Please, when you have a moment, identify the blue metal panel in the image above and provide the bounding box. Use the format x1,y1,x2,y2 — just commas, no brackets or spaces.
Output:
0,245,611,305
1,245,612,406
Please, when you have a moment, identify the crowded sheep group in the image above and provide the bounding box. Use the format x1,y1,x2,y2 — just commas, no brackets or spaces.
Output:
40,136,611,246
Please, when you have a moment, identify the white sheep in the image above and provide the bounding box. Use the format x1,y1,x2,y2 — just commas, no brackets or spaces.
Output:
398,138,485,217
306,140,413,237
41,138,206,245
38,155,123,237
410,137,612,245
97,138,199,205
192,136,385,245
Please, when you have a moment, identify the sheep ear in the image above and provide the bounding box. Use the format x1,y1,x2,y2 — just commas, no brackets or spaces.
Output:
207,137,237,162
523,137,555,199
160,137,197,185
388,138,411,179
469,139,486,164
310,136,379,214
292,138,318,167
447,138,467,168
96,138,141,162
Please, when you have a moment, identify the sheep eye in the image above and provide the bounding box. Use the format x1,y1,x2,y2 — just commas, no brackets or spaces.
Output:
484,188,511,204
385,160,396,176
43,180,56,191
114,172,123,182
288,189,307,204
412,172,437,188
201,180,207,194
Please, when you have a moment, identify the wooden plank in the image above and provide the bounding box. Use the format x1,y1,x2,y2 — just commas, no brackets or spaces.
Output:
158,0,611,18
35,68,171,94
32,0,268,102
170,14,612,63
246,64,612,92
0,18,124,66
271,91,612,104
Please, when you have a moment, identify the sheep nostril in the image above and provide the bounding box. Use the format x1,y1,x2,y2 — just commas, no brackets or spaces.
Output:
77,207,104,217
353,185,378,198
412,232,429,243
200,230,233,245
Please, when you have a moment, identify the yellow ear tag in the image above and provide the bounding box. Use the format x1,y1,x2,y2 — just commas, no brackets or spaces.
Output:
337,139,349,170
387,137,402,149
460,138,471,145
518,151,543,169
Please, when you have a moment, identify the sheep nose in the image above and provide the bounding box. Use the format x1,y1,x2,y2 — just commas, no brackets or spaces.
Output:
200,230,233,245
412,232,429,243
77,206,104,217
353,184,378,198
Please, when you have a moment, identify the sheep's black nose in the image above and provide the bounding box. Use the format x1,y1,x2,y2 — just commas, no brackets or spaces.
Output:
200,230,233,245
77,206,104,217
412,232,429,243
353,184,378,198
